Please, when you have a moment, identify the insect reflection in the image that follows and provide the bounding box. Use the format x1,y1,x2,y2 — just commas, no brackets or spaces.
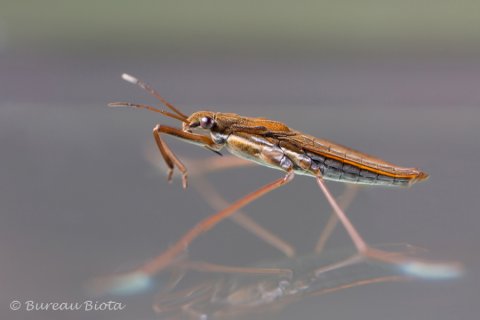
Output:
153,244,413,320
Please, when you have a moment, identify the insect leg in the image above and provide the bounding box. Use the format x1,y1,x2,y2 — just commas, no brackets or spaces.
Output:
146,152,295,257
315,177,463,278
153,125,221,188
309,275,407,298
90,171,296,296
314,184,359,255
139,171,295,276
193,174,296,257
161,155,296,256
152,282,214,317
184,155,255,176
177,260,292,277
316,176,371,253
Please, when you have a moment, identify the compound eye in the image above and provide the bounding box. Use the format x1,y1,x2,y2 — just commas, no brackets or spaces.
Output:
200,116,214,129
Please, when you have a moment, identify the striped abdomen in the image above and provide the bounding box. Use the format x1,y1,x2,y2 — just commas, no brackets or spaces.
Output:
306,152,428,187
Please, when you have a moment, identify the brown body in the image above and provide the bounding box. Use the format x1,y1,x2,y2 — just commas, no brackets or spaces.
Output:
186,111,428,187
110,74,428,188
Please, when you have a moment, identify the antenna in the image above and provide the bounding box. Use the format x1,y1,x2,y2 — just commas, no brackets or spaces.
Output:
108,102,188,123
121,73,188,120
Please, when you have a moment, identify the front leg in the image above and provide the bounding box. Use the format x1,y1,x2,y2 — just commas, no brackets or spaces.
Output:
153,125,221,188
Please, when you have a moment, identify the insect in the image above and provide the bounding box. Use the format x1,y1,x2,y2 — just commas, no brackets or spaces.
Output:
96,74,461,297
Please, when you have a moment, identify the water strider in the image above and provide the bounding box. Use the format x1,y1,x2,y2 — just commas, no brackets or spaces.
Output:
93,74,461,299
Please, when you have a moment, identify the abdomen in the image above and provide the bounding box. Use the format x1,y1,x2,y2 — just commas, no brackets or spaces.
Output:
306,151,428,187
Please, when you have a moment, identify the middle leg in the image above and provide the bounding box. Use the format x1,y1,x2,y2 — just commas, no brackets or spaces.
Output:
90,171,296,296
146,152,296,258
140,171,295,276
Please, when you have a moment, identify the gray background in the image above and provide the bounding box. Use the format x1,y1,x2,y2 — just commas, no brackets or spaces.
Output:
1,1,479,319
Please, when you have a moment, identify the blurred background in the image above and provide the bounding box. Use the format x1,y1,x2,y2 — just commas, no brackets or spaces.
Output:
1,1,479,319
